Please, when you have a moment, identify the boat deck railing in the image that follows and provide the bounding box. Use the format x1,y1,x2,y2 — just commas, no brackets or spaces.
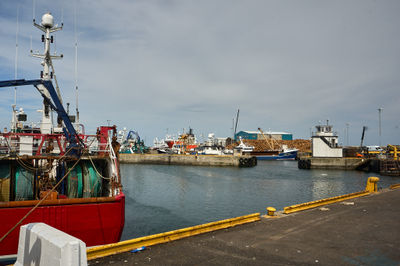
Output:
0,132,111,157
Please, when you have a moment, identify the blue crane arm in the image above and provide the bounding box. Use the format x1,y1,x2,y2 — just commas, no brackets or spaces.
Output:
127,130,140,142
0,79,83,155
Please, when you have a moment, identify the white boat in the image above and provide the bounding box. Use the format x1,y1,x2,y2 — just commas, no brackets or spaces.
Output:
198,146,224,155
235,137,254,153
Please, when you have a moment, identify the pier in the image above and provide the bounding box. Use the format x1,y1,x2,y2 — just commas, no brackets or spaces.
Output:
120,153,257,167
298,157,365,170
298,157,400,176
88,182,400,265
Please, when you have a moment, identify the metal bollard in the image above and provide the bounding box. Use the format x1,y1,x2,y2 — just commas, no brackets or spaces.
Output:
266,207,276,216
365,177,380,193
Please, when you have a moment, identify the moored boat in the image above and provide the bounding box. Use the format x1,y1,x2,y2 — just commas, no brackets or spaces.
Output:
0,13,124,257
118,129,148,154
239,129,299,160
235,137,255,153
156,128,199,154
248,148,298,160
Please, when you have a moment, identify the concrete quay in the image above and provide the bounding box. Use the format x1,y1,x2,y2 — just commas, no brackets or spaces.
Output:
89,188,400,266
119,153,257,167
298,157,364,170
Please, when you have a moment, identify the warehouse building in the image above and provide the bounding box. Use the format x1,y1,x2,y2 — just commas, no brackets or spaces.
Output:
235,130,293,141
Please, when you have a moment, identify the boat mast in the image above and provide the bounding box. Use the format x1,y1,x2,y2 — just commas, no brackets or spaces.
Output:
31,13,63,133
74,4,80,125
11,7,20,133
14,6,19,107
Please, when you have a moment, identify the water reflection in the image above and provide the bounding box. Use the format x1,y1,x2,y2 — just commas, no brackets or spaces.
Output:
120,161,399,240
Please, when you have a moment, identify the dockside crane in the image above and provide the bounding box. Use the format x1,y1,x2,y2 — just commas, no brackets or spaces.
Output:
360,126,367,148
258,127,276,150
356,126,368,157
234,109,239,141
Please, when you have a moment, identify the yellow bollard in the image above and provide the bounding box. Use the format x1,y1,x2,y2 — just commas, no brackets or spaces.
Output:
365,177,380,193
266,207,276,216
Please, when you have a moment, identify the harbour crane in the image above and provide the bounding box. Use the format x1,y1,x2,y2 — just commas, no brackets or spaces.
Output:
257,127,276,150
360,126,367,148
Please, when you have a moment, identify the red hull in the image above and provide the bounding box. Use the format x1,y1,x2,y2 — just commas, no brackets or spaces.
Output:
165,140,175,149
0,193,125,256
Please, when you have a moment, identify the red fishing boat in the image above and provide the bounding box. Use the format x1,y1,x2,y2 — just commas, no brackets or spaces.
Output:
164,128,198,153
0,13,124,258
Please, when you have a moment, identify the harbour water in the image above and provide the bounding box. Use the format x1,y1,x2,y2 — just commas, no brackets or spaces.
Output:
120,161,400,241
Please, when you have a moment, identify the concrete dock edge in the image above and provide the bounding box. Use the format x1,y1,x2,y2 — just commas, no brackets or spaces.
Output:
120,153,256,167
87,213,260,260
284,176,380,214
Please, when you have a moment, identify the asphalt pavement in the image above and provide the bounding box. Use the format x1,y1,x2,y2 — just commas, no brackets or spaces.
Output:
89,188,400,265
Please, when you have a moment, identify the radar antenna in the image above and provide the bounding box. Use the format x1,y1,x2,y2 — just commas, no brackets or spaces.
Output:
31,12,64,133
31,13,63,100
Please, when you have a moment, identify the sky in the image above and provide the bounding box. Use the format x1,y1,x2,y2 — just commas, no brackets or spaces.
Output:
0,0,399,146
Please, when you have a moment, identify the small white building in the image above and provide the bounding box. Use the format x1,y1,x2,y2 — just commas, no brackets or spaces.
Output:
312,122,343,157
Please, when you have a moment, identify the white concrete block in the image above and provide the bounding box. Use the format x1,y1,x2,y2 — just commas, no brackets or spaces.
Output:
15,223,87,266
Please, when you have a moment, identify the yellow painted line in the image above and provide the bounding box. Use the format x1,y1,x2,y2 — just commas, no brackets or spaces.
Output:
390,183,400,189
283,191,370,214
87,213,260,260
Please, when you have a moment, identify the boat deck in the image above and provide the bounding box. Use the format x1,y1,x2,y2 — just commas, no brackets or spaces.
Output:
89,188,400,265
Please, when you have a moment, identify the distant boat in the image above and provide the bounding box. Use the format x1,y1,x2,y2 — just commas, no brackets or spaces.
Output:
197,145,224,155
195,133,232,156
241,128,299,160
237,137,298,160
248,148,298,160
165,135,176,149
119,129,148,154
158,128,199,154
235,138,255,153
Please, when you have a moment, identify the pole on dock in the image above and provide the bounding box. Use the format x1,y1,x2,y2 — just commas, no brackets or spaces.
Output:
234,109,239,141
378,108,383,146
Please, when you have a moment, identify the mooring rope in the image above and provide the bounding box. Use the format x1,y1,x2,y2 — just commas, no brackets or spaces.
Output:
87,154,112,180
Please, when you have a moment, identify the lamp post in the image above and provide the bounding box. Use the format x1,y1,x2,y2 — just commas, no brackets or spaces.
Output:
346,123,350,146
378,108,383,146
